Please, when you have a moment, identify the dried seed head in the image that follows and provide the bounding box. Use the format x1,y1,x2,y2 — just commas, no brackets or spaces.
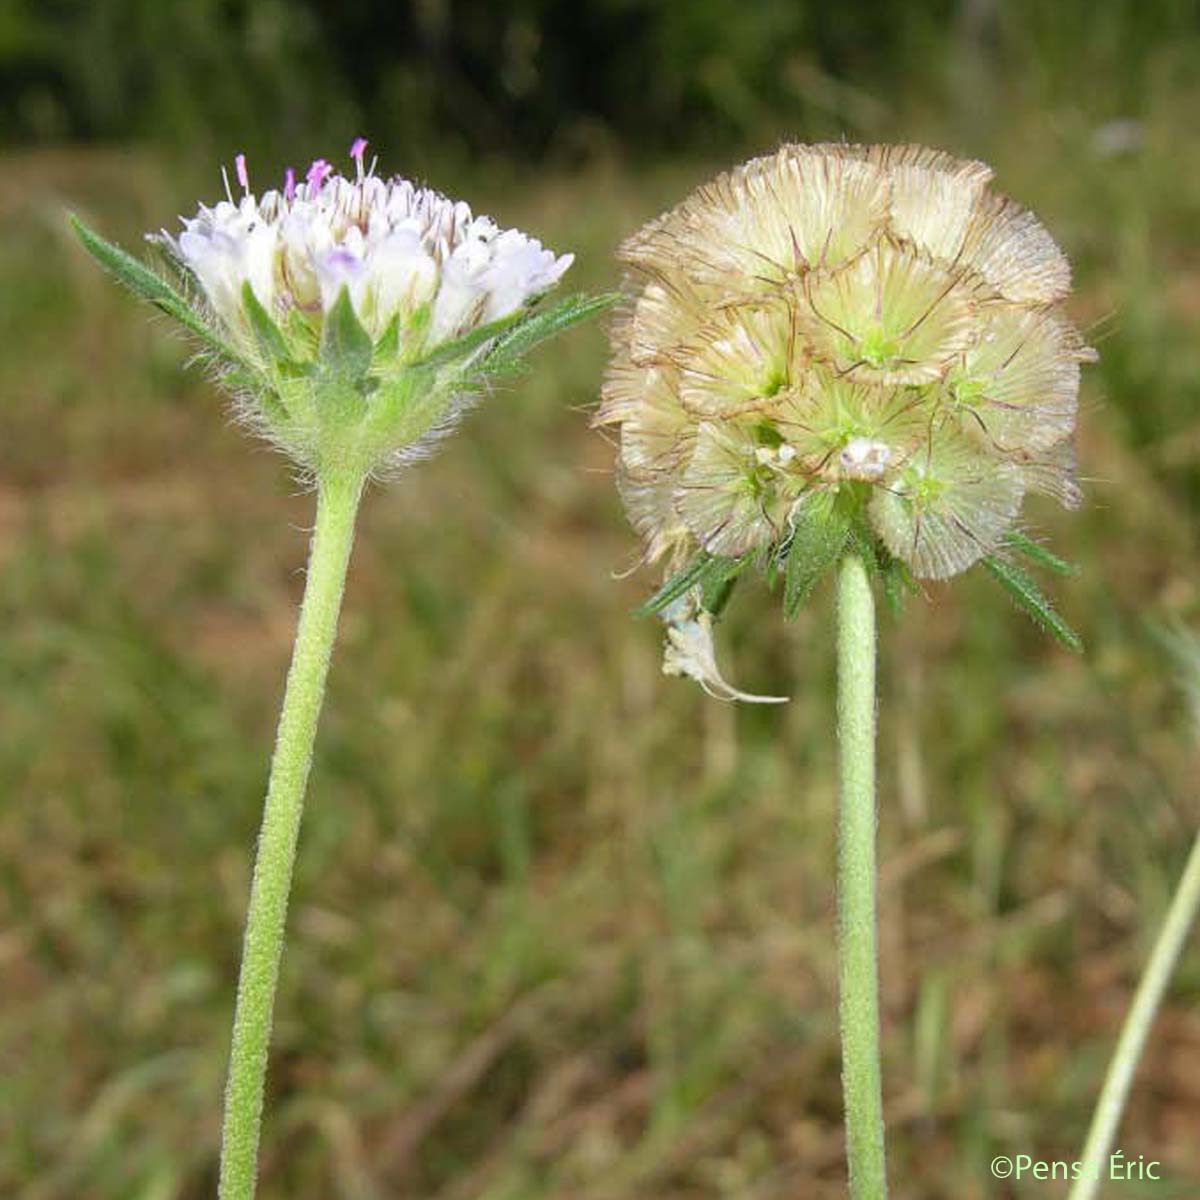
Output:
599,142,1095,585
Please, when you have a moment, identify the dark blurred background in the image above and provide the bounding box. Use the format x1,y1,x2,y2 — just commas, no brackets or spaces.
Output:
3,2,1200,1198
2,1,1192,159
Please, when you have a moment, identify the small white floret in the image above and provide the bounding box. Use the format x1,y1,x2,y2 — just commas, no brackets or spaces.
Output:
838,436,892,481
661,599,788,704
153,139,573,347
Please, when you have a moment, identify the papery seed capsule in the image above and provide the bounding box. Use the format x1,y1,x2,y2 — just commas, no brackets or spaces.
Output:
598,142,1094,583
599,142,1095,694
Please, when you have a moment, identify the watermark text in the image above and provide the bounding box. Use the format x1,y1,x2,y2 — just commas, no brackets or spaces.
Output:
990,1152,1162,1183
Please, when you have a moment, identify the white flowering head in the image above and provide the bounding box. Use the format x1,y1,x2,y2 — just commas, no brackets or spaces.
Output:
599,143,1096,697
72,140,605,482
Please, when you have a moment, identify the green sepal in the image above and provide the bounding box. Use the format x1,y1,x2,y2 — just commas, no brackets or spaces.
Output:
68,213,249,367
783,491,852,619
241,281,291,364
982,553,1083,653
1001,530,1078,577
374,313,401,360
635,550,748,618
320,286,374,384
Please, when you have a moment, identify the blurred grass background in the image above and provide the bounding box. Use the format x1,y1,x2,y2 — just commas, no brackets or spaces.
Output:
3,1,1200,1197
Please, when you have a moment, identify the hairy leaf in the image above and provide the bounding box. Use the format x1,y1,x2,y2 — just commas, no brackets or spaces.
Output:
481,292,620,374
881,555,916,619
700,553,752,615
1002,530,1078,577
409,308,530,372
783,493,852,619
68,213,249,366
635,550,750,618
983,554,1083,652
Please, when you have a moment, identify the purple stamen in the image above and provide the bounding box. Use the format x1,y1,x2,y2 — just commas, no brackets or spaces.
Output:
306,158,332,193
235,153,249,193
284,167,296,202
350,136,368,162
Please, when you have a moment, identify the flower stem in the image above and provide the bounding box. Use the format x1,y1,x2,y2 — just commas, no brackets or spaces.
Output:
835,552,888,1199
1067,828,1200,1200
218,470,364,1200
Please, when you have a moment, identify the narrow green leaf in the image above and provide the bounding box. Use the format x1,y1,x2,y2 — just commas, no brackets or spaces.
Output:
783,493,851,619
320,286,373,382
480,292,620,374
983,554,1083,652
849,517,881,576
68,213,248,365
241,281,290,363
70,213,192,313
408,308,530,372
634,553,715,618
700,553,752,615
634,549,750,618
1002,530,1078,577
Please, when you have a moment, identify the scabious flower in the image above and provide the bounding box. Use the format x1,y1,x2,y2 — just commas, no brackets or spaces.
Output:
75,139,584,481
157,143,572,348
155,140,575,476
70,145,610,1200
597,143,1095,698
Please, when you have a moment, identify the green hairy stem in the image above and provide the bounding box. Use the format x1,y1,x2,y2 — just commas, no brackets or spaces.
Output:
835,553,889,1198
218,471,364,1200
